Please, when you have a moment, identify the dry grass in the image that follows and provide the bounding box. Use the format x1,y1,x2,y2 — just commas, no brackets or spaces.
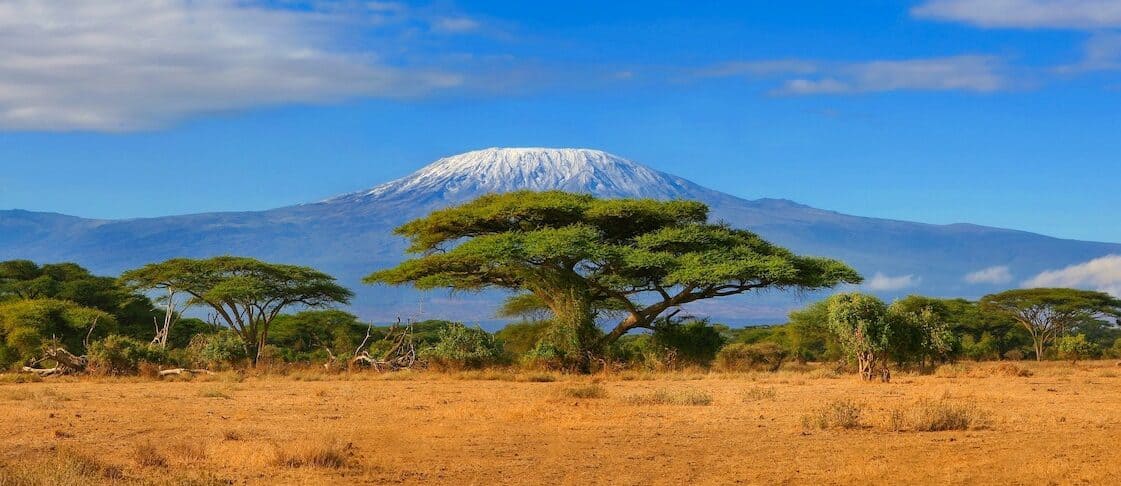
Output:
272,439,352,469
0,360,1119,484
561,384,607,399
803,399,864,430
625,388,713,406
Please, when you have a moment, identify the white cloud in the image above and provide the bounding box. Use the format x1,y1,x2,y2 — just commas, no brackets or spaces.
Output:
1056,33,1121,73
0,1,464,131
695,60,820,78
775,56,1006,95
913,0,1121,29
965,265,1014,284
432,17,481,34
1023,254,1121,296
866,273,922,291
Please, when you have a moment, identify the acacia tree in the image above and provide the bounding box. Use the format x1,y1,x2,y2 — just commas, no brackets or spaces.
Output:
888,295,957,368
825,293,894,381
0,298,115,369
120,257,353,366
366,191,861,370
980,288,1121,361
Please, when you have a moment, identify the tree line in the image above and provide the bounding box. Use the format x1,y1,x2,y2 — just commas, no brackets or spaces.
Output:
2,191,1118,377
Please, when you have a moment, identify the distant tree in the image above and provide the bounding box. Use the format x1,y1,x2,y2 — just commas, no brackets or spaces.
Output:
0,260,158,339
0,299,116,368
785,300,840,362
366,191,861,371
120,257,353,366
269,310,371,363
825,293,894,381
495,320,553,356
888,296,958,368
1056,334,1099,364
980,288,1121,361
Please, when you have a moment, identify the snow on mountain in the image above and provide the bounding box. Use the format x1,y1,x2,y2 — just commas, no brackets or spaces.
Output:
330,148,718,204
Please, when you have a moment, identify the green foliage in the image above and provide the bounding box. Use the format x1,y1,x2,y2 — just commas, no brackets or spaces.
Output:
0,299,116,368
960,332,1000,361
120,256,353,365
166,318,220,349
1056,334,1100,363
646,318,726,367
714,342,788,371
188,329,249,367
495,320,552,356
366,191,861,371
826,293,893,380
268,310,370,362
981,288,1121,361
87,335,170,374
0,260,159,341
420,323,506,370
888,296,959,367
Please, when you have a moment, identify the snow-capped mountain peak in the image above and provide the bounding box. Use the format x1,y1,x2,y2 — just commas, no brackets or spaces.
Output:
332,147,716,204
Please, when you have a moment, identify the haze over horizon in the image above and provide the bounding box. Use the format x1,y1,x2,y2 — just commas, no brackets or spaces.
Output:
1,1,1120,244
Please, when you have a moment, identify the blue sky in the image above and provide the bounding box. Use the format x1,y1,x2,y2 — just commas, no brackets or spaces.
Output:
1,0,1120,242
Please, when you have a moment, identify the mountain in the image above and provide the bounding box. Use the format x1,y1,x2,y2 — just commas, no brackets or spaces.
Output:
3,147,1119,324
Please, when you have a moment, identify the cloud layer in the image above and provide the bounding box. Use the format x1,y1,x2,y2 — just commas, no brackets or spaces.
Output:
699,56,1007,96
866,272,922,291
1023,254,1121,296
964,265,1014,284
913,0,1121,29
0,1,462,131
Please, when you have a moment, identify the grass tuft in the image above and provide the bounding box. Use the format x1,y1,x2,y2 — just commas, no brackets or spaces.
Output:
626,388,713,406
561,384,607,399
803,399,863,430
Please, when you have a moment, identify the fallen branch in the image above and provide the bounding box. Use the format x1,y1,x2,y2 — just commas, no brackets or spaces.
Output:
157,368,214,377
21,366,64,377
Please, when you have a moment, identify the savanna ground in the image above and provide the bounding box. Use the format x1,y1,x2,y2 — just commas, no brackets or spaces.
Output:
2,361,1120,485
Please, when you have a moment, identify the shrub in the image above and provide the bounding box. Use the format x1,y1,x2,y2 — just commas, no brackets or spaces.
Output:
420,323,506,370
1056,334,1099,363
625,388,713,406
131,440,168,468
562,384,607,399
87,335,170,375
273,439,352,469
188,329,249,368
743,387,777,401
891,399,986,432
648,319,726,368
1003,349,1025,361
803,399,863,430
714,342,788,372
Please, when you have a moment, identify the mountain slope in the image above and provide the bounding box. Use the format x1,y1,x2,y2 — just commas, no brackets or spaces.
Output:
3,148,1118,323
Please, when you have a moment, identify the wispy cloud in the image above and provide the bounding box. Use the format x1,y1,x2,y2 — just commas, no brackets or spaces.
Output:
696,56,1008,95
912,0,1121,29
964,265,1014,284
1023,254,1121,296
866,272,922,291
776,56,1007,95
0,1,469,131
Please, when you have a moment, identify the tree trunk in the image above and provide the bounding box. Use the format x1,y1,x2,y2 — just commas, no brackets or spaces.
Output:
1033,338,1044,362
857,351,876,381
544,290,599,372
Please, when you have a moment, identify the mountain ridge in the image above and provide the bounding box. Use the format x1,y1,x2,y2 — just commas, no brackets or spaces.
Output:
2,147,1118,323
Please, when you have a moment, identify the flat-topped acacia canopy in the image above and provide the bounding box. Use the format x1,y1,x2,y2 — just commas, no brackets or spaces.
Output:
366,191,862,368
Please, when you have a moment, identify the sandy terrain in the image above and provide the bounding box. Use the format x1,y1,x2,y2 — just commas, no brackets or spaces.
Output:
1,361,1120,485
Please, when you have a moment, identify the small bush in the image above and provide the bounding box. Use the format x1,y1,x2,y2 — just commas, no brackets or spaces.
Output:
626,388,713,406
132,440,168,468
188,330,249,368
714,342,788,372
985,362,1033,378
273,439,352,469
87,335,170,375
222,430,242,441
524,373,556,383
804,399,863,430
1003,349,1025,361
562,385,607,399
1057,334,1100,363
743,387,777,401
420,323,506,371
199,387,232,399
891,399,986,432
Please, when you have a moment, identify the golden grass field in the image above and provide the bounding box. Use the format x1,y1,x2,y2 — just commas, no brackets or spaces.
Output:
2,360,1120,485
